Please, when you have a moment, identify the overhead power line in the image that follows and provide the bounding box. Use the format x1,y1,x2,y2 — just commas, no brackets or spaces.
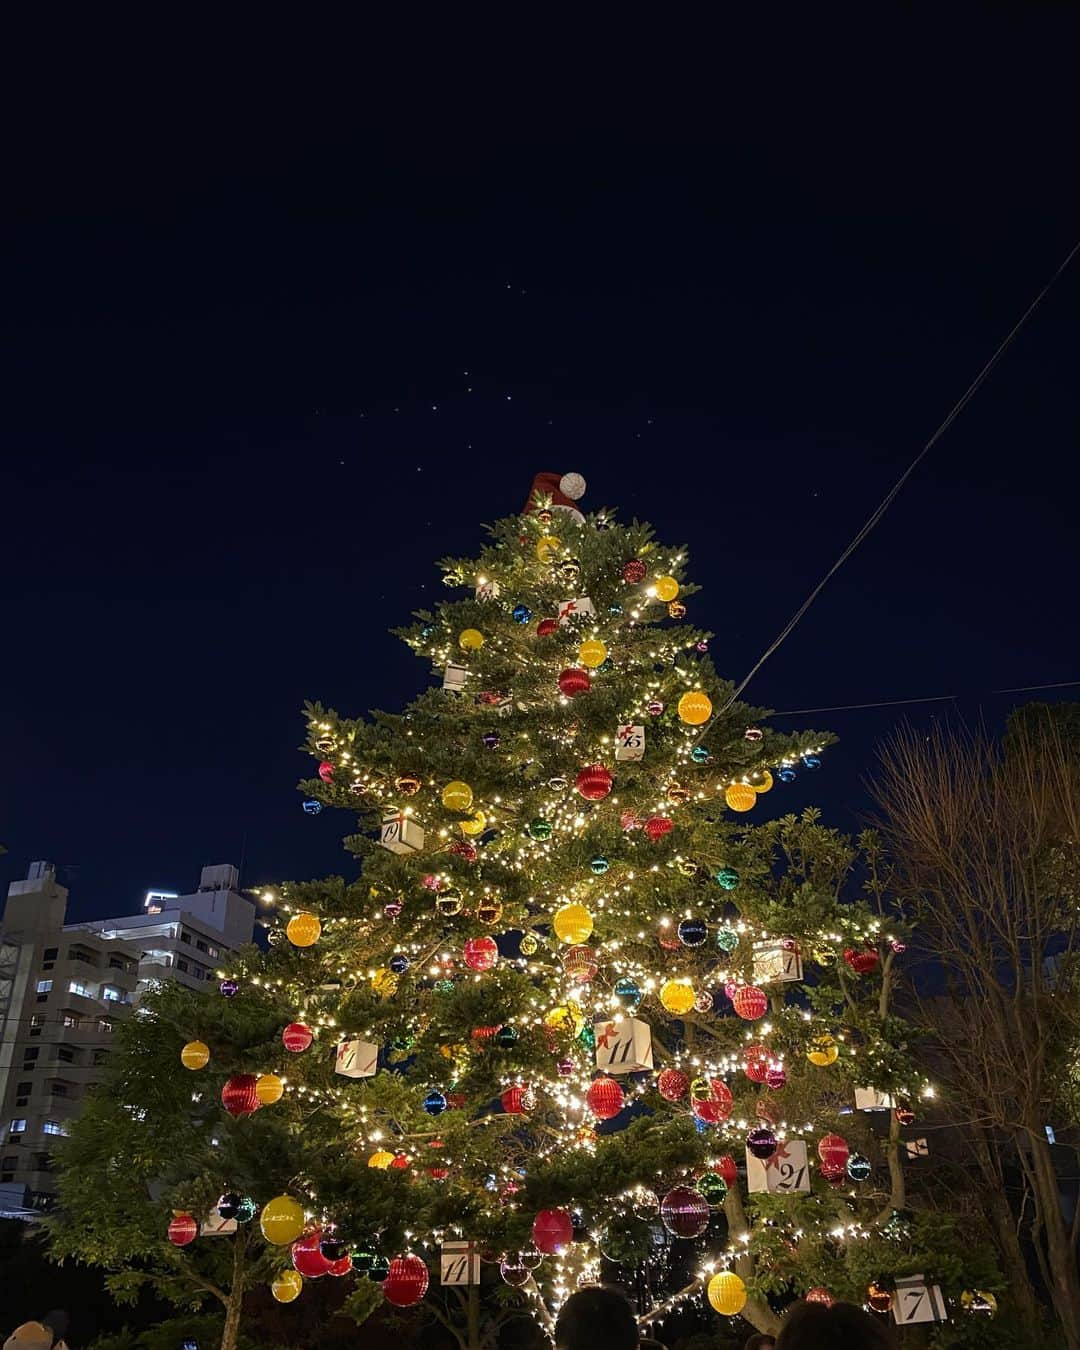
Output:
724,235,1080,710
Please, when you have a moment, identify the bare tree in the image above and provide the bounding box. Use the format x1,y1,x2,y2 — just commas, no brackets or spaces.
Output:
870,716,1080,1347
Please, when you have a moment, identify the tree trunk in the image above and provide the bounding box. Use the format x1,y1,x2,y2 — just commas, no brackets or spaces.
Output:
1027,1131,1080,1350
969,1130,1042,1325
724,1183,781,1334
466,1283,481,1350
220,1237,246,1350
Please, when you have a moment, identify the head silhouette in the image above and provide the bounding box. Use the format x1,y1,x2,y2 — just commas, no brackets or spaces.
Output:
555,1286,638,1350
776,1301,897,1350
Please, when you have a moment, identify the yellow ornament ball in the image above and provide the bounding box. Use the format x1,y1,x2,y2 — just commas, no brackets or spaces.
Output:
654,575,679,602
545,1001,586,1037
368,1150,396,1169
725,783,757,813
553,902,593,945
372,967,399,998
441,780,474,812
271,1269,303,1304
180,1040,210,1071
660,980,696,1015
460,810,487,837
459,628,484,651
536,535,561,563
286,912,322,948
260,1195,305,1245
708,1271,747,1316
807,1034,839,1067
256,1073,284,1106
578,639,607,669
752,770,773,794
677,690,713,725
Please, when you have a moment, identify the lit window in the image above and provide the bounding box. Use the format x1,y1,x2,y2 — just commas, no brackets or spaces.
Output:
36,980,52,994
42,1121,67,1136
102,986,124,1003
68,981,91,998
9,1120,27,1135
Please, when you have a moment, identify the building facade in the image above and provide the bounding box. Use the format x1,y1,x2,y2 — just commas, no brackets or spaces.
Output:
0,861,256,1212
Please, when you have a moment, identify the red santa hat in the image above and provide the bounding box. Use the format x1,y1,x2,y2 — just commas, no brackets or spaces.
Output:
523,471,587,523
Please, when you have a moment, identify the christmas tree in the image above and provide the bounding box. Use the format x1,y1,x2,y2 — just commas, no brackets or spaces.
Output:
75,473,1000,1345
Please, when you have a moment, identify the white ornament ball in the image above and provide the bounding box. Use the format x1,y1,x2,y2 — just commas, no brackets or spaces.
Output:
560,472,586,500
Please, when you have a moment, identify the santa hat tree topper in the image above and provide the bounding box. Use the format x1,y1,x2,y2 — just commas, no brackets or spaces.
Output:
523,471,586,523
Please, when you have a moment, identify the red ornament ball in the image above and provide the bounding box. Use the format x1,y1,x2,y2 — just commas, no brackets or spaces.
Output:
450,840,478,863
818,1133,850,1167
843,946,880,975
732,986,768,1020
558,667,591,697
818,1159,846,1182
537,618,559,637
743,1043,772,1083
622,558,647,583
693,1098,723,1124
390,1153,410,1170
659,1185,710,1239
895,1105,916,1126
168,1213,198,1246
575,764,613,800
532,1207,574,1254
562,945,598,983
586,1076,624,1120
327,1255,353,1277
805,1287,834,1307
383,1254,430,1307
292,1232,333,1278
716,1155,738,1185
221,1074,260,1118
282,1022,314,1053
657,1068,689,1101
707,1078,734,1120
318,760,334,782
765,1065,787,1090
464,936,499,971
644,815,674,842
500,1084,533,1114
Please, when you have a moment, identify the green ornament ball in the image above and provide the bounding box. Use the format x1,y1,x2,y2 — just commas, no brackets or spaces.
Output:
528,818,553,840
495,1025,519,1047
577,1023,596,1050
691,746,711,764
697,1171,728,1206
715,867,740,890
590,856,610,875
716,925,739,953
434,979,456,994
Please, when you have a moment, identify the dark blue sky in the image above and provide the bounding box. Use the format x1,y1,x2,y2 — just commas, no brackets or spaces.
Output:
3,13,1078,919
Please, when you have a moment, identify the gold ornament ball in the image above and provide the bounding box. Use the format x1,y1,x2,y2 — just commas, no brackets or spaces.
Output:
368,1150,396,1169
536,535,561,563
708,1271,747,1316
677,691,713,725
667,600,687,618
256,1073,284,1106
725,783,757,813
807,1034,839,1066
578,639,608,669
660,980,696,1015
459,628,484,651
372,967,399,998
477,898,504,925
180,1040,210,1071
441,780,474,812
260,1195,305,1245
553,902,593,945
460,810,487,837
752,769,773,794
271,1269,303,1303
286,912,322,947
653,575,679,602
520,933,539,955
395,774,422,796
546,1002,586,1036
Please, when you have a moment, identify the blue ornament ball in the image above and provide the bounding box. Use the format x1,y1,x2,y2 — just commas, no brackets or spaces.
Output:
678,918,708,947
423,1090,448,1116
778,767,797,783
747,1126,778,1159
420,624,435,639
691,746,711,764
512,605,532,624
802,754,821,770
608,603,623,614
483,730,501,749
389,954,410,975
590,856,610,875
219,979,239,998
614,976,642,1011
847,1153,872,1181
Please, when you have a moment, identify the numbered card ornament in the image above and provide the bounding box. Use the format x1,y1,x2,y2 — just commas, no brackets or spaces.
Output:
334,1038,378,1079
854,1087,896,1111
381,811,425,855
594,1017,654,1074
557,596,596,626
746,1138,810,1195
752,940,803,985
441,1240,480,1285
443,663,469,692
892,1275,947,1324
615,724,645,762
474,579,500,602
904,1137,930,1159
200,1211,238,1237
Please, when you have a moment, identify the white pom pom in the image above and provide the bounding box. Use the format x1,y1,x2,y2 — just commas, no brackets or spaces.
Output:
559,472,586,500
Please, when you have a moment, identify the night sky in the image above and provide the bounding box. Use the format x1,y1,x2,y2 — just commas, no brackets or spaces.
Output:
3,14,1079,921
